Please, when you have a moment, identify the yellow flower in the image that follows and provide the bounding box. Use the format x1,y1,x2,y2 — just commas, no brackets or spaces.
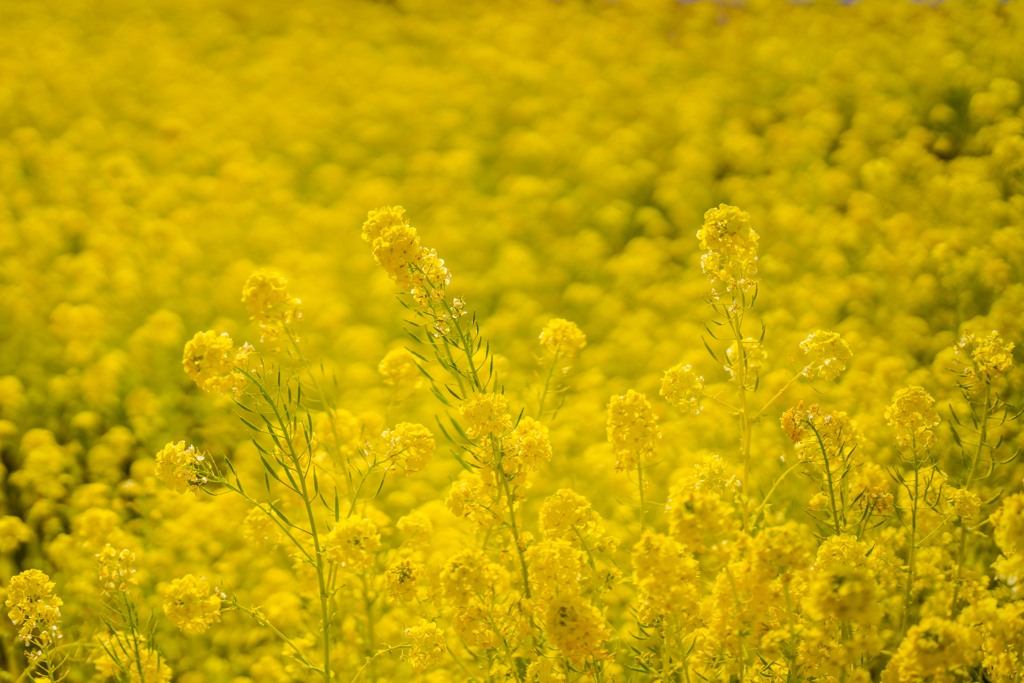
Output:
385,558,423,602
725,336,766,388
539,489,603,543
378,347,424,392
154,440,207,494
383,422,435,474
459,392,513,442
525,539,586,604
800,330,852,380
803,563,879,625
538,318,587,360
5,569,62,648
781,403,858,466
161,574,222,635
362,207,451,307
440,549,508,609
543,595,611,668
946,487,981,519
241,270,301,344
992,492,1024,555
324,517,380,571
886,386,941,451
955,330,1014,384
241,506,282,547
396,511,434,548
0,515,32,553
181,330,249,397
697,204,759,297
503,416,553,486
631,531,699,625
660,363,705,414
446,472,499,532
607,389,660,471
525,659,566,683
405,620,446,671
96,545,138,595
883,617,981,682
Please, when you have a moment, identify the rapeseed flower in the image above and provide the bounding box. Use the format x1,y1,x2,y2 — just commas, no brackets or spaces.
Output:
6,569,62,649
324,517,381,571
886,386,941,451
538,318,587,360
607,389,660,471
161,574,222,635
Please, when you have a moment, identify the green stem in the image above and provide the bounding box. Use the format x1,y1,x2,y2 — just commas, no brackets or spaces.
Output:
752,372,802,422
537,353,561,417
900,450,921,638
496,467,532,600
253,374,332,683
950,383,992,616
812,425,843,536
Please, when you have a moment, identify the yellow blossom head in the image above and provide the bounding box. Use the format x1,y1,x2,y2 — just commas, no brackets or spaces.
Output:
96,545,138,596
539,318,586,360
154,441,207,494
383,422,435,474
459,392,513,443
363,207,450,307
378,347,424,392
182,331,250,398
0,515,32,553
885,385,940,451
404,619,446,671
800,330,852,380
161,574,222,635
955,330,1014,385
660,363,705,414
5,569,62,648
607,389,660,470
543,595,611,668
324,517,380,572
697,204,759,297
241,270,301,345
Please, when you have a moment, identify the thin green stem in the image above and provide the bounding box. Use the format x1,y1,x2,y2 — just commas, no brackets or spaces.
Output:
496,464,532,600
752,372,801,422
899,449,921,638
950,383,992,616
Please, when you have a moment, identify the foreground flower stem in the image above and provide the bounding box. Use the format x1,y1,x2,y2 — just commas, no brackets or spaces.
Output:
250,374,333,683
899,446,922,638
949,383,991,616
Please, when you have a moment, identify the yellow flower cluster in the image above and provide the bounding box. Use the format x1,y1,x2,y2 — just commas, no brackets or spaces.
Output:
362,206,451,309
181,331,251,398
161,574,223,635
697,204,759,297
241,270,301,346
607,389,660,471
538,319,587,360
6,569,63,648
324,517,381,572
885,386,941,451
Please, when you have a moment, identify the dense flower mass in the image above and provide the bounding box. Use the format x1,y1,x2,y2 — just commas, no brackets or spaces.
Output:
6,569,62,647
607,389,660,471
538,319,587,360
3,1,1024,681
886,386,941,451
161,574,223,635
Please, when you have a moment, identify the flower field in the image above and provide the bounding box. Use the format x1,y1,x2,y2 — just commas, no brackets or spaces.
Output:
2,0,1024,681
